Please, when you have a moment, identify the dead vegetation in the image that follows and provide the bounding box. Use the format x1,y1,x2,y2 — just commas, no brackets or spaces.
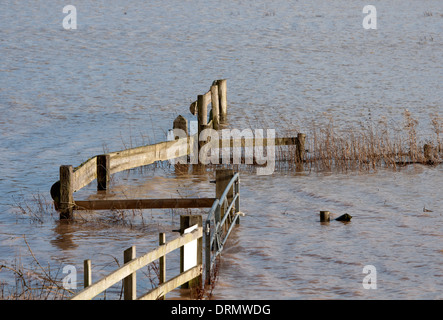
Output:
302,110,442,171
0,236,73,300
235,110,442,173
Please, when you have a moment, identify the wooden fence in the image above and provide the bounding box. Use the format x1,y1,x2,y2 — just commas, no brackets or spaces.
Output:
50,79,306,220
70,169,239,300
70,220,203,300
50,79,306,299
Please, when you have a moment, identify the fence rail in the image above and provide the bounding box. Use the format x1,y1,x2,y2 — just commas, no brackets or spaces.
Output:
51,79,307,300
50,78,305,220
74,197,216,211
70,226,203,300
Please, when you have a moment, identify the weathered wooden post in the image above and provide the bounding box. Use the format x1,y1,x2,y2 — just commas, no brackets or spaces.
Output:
210,84,220,130
173,115,188,138
197,94,207,161
296,133,306,163
59,165,74,219
215,79,227,124
197,92,212,165
123,246,136,300
172,115,190,173
180,215,202,289
216,169,234,223
84,259,92,288
320,210,330,222
96,154,110,191
204,220,211,285
190,100,197,116
159,232,166,300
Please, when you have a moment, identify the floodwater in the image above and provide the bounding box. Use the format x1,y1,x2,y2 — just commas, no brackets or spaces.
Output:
0,0,442,299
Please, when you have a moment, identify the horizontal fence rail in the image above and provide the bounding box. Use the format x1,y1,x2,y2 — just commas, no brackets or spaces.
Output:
49,79,307,299
69,169,241,300
50,79,305,220
74,198,216,211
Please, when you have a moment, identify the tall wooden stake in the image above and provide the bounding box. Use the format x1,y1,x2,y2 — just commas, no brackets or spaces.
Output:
210,84,220,130
123,246,136,300
216,79,227,124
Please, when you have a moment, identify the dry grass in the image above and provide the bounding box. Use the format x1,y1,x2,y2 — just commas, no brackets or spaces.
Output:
13,193,56,224
0,236,74,300
205,111,441,174
269,111,442,173
191,256,220,300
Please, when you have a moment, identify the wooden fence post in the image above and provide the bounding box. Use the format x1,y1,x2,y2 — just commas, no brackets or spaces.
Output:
216,79,227,124
59,165,74,219
173,115,188,138
210,84,220,130
84,259,92,288
216,169,234,223
173,115,190,172
123,246,136,300
180,215,202,289
296,133,306,163
204,220,211,285
320,211,330,222
97,154,110,191
197,94,208,161
159,232,166,300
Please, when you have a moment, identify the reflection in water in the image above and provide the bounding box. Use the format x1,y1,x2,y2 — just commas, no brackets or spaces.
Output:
51,221,78,251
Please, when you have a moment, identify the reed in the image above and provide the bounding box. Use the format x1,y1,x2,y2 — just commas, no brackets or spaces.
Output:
272,111,442,172
217,111,442,174
191,256,220,300
0,236,74,300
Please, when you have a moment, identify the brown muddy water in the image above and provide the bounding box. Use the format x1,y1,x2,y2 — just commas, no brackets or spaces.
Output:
1,0,442,299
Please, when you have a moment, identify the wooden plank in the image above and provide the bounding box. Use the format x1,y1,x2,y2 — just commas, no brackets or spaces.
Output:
108,137,189,174
137,265,202,300
67,136,294,194
217,137,297,148
72,157,97,192
70,227,203,300
74,198,216,211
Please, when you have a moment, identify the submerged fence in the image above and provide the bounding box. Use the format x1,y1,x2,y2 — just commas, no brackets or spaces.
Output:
71,221,203,300
50,79,306,220
70,169,239,300
50,79,306,299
